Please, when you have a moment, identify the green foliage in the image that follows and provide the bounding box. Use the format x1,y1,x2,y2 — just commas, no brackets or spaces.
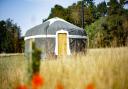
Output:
48,4,68,20
107,0,128,15
86,14,128,47
32,42,41,75
86,17,105,47
67,2,81,26
97,1,107,17
0,19,24,53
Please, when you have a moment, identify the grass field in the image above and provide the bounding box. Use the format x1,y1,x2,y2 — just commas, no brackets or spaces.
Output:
0,54,25,89
0,47,128,89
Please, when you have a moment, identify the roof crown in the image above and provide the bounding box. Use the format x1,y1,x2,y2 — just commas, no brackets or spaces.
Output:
47,17,69,25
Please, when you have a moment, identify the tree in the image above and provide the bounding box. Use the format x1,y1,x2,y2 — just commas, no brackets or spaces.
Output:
67,1,82,27
0,19,23,53
107,0,128,15
97,1,107,17
48,5,67,20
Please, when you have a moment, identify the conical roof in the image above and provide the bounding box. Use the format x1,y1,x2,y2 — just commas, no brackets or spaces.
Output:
25,17,86,37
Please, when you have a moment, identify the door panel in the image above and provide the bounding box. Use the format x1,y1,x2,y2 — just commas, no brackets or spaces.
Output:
58,33,67,56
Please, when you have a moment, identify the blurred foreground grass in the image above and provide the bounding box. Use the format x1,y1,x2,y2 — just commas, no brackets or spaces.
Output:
0,54,26,89
0,47,128,89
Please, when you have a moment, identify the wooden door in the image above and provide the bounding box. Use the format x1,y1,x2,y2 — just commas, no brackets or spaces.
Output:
58,33,67,56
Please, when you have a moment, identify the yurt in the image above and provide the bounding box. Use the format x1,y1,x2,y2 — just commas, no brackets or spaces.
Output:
24,17,87,59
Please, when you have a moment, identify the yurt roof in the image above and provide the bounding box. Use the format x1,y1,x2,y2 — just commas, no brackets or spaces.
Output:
25,17,86,37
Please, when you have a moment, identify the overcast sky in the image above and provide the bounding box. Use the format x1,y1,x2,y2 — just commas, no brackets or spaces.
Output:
0,0,105,36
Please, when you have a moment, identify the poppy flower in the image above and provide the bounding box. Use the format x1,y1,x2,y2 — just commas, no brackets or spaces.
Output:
56,82,64,89
32,73,44,88
86,83,95,89
16,84,27,89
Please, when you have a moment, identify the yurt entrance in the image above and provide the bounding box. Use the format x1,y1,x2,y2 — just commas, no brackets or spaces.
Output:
55,30,71,56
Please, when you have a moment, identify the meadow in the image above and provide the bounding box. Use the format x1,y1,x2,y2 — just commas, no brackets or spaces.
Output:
0,47,128,89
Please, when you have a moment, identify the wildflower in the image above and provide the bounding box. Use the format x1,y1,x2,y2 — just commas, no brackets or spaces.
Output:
16,84,27,89
32,73,44,88
56,82,64,89
86,83,95,89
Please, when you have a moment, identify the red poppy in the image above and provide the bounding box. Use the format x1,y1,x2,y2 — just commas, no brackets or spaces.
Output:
32,73,44,88
86,83,95,89
16,84,27,89
56,82,64,89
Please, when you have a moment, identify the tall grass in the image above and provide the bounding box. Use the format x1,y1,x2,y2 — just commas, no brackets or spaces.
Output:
40,47,128,89
0,47,128,89
0,54,26,89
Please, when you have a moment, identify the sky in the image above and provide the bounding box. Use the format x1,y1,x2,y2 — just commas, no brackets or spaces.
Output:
0,0,105,36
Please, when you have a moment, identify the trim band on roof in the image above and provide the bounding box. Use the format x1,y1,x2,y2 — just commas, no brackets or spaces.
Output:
24,35,55,40
69,35,87,39
24,35,87,40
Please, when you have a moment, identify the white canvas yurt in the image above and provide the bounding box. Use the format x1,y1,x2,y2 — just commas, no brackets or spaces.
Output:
24,17,87,59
